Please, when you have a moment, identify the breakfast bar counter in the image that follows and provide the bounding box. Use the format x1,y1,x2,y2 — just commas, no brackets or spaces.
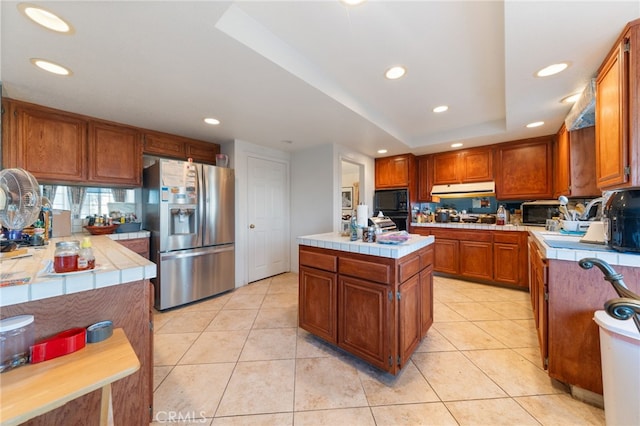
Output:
1,233,155,307
298,232,435,374
0,235,155,425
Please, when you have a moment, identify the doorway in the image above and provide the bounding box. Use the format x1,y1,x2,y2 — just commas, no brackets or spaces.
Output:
341,159,364,229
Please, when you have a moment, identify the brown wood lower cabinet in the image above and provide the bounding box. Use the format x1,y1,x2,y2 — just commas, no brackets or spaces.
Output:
299,244,434,374
338,276,391,370
116,237,150,259
528,239,548,369
546,260,640,395
412,226,528,289
0,280,152,425
459,240,493,281
528,236,640,395
299,266,337,344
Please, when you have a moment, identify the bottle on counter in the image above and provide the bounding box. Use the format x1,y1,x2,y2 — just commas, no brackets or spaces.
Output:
350,216,358,241
77,237,95,270
496,205,506,225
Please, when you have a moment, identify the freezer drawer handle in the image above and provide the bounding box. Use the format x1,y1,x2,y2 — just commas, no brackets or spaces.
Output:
161,246,233,261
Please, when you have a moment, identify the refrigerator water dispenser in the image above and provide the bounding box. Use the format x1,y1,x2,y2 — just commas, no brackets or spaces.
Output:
169,207,196,235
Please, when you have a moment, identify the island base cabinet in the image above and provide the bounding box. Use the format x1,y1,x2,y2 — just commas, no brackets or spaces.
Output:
398,274,421,366
0,280,151,425
420,266,434,339
299,244,434,375
338,276,392,371
299,266,337,344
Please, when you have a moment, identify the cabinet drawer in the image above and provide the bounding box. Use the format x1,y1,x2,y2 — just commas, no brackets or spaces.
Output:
398,254,420,283
429,228,452,239
493,232,522,244
300,249,337,272
419,246,434,269
339,258,392,285
455,230,492,242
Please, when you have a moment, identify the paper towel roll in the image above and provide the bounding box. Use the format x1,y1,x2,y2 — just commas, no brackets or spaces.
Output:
357,205,369,228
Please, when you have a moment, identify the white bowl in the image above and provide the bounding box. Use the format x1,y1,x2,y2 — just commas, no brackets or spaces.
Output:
561,220,580,232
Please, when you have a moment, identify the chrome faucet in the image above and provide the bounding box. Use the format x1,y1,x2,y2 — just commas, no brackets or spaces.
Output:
580,197,604,220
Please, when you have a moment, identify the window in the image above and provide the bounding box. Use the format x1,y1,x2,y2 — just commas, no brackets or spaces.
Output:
44,186,135,218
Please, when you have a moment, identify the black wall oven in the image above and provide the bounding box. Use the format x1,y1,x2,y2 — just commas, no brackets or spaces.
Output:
374,189,409,231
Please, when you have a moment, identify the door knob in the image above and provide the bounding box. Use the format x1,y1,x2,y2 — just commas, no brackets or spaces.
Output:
249,224,255,229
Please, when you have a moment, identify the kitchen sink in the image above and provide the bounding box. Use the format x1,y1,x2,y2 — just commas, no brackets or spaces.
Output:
537,231,582,240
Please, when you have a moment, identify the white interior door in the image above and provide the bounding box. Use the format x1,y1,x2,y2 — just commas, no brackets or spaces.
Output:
247,156,289,282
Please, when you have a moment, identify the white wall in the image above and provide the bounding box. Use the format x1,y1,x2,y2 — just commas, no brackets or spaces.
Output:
290,144,335,272
228,139,291,287
230,139,374,278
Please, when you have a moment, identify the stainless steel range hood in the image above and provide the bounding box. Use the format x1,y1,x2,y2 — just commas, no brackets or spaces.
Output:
431,181,496,198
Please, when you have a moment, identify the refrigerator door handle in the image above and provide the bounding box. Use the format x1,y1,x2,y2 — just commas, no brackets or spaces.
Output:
161,245,234,261
199,163,207,245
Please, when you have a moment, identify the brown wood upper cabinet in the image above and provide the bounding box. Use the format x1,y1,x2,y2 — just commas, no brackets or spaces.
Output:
553,124,599,198
595,19,640,189
88,121,143,187
2,98,221,187
432,147,493,185
143,131,219,164
2,99,87,183
375,154,416,189
416,155,432,202
495,136,553,200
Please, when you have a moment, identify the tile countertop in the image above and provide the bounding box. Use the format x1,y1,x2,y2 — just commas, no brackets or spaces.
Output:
0,232,156,307
411,222,540,232
411,222,639,268
297,232,435,259
528,230,639,268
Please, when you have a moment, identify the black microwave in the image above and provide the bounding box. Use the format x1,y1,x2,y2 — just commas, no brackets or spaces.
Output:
374,189,409,213
521,200,561,225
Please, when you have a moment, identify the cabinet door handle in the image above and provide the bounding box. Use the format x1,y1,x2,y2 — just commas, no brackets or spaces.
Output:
249,224,255,229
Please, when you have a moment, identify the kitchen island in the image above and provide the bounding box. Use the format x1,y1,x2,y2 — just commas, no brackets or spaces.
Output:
0,234,156,425
297,232,434,374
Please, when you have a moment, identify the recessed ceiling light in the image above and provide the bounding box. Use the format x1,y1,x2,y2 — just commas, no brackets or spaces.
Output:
18,4,73,34
526,121,545,128
451,143,463,148
340,0,367,5
433,105,449,113
377,149,388,154
385,66,406,80
536,62,569,77
30,58,71,76
561,93,581,104
204,118,220,125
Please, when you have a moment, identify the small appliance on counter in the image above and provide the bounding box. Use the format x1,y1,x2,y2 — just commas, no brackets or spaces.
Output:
521,200,561,225
581,221,607,244
605,189,640,253
368,216,398,233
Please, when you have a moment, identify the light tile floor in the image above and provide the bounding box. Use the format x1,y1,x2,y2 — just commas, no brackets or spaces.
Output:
151,273,605,425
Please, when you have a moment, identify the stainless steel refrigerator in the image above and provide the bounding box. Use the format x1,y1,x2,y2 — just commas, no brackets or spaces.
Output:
143,158,235,310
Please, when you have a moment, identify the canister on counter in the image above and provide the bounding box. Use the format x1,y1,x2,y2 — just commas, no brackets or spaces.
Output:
54,240,80,273
0,315,35,372
367,226,376,243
